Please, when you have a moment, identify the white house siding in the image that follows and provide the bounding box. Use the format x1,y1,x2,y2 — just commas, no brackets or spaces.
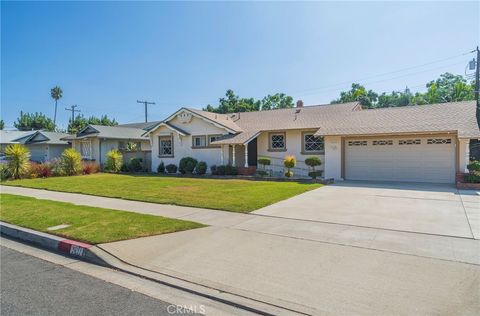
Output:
323,136,342,180
256,130,325,177
150,115,229,172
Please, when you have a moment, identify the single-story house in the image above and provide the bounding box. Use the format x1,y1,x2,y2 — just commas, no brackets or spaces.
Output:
144,100,479,184
63,123,154,169
0,130,71,162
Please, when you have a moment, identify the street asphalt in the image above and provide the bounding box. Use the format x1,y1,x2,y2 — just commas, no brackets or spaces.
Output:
0,246,195,316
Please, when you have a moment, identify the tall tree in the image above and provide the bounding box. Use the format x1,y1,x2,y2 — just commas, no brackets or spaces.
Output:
67,114,118,134
204,90,294,113
50,86,63,128
0,119,4,130
331,83,378,108
14,112,55,131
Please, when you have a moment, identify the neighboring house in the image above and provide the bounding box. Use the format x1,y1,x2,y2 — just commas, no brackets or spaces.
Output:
144,100,479,184
0,130,71,162
63,124,154,169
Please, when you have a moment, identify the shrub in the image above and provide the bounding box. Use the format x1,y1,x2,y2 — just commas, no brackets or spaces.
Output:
179,157,198,174
5,144,30,179
30,162,53,178
128,158,143,172
467,160,480,175
157,161,165,173
257,157,271,168
105,149,123,173
0,164,11,181
308,171,323,179
211,164,237,175
61,148,82,176
165,163,178,174
305,157,322,179
50,158,65,177
196,161,207,175
283,155,296,178
82,161,100,175
257,170,268,177
464,174,480,183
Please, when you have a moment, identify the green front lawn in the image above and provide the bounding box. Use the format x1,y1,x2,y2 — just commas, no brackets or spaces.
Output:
4,173,322,212
0,194,205,244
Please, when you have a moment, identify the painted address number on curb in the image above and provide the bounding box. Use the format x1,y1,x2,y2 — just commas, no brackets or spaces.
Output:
70,245,85,257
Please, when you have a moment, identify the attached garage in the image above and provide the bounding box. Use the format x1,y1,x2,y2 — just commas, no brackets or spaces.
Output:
344,136,456,183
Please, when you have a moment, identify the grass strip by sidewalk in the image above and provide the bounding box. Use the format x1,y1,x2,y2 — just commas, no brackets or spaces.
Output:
0,194,205,244
4,173,322,212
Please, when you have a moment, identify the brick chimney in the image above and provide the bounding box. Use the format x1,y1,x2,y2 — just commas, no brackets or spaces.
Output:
296,100,304,108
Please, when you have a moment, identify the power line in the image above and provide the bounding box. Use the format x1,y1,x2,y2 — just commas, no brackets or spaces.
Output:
136,100,156,122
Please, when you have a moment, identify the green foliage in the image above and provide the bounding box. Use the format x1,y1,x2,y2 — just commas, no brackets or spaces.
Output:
204,90,294,113
157,161,165,173
195,161,207,175
51,86,63,127
283,155,296,169
467,160,480,173
14,111,55,131
0,119,4,130
179,157,198,174
5,144,30,179
0,164,11,181
257,170,269,177
211,165,238,175
284,171,293,178
68,114,118,134
258,157,271,167
464,174,480,183
105,149,123,173
165,164,178,174
331,72,475,109
308,171,323,179
304,157,322,168
127,158,143,172
125,142,138,152
60,148,82,176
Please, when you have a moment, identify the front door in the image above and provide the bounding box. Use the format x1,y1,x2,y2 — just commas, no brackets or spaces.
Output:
247,138,258,166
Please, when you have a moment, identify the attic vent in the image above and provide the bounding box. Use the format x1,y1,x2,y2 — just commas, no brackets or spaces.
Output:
427,138,451,145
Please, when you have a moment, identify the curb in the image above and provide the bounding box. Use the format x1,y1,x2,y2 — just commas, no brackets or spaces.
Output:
0,222,109,266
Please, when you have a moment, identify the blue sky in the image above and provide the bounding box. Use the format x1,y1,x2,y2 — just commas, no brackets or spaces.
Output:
1,1,479,130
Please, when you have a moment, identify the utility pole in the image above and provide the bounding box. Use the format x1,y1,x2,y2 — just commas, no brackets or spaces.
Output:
475,46,480,128
137,100,156,123
65,105,81,123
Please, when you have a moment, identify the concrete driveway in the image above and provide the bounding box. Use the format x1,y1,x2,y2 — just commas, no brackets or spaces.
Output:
253,181,479,239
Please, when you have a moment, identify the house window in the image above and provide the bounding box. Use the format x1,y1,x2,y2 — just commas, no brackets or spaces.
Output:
348,140,367,146
159,135,173,157
303,133,324,153
372,140,393,146
208,135,222,146
399,139,421,145
119,141,141,151
80,140,92,159
269,133,286,151
192,136,207,148
427,138,451,144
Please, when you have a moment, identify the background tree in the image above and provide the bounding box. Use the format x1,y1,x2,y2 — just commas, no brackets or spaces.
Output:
331,72,475,108
14,111,55,131
0,119,4,130
331,83,378,108
67,114,118,134
50,86,63,128
204,90,294,113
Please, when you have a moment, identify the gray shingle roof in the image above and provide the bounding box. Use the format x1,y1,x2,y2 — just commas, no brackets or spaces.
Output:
314,100,480,138
117,121,162,130
0,130,70,145
68,125,149,140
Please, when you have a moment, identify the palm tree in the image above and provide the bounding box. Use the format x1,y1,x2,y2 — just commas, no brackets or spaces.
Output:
50,86,63,129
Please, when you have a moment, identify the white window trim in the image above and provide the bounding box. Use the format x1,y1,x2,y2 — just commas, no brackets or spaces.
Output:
192,135,207,148
302,132,324,154
159,135,174,157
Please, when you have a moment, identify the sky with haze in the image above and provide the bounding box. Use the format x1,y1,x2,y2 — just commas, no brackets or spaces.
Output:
1,1,479,130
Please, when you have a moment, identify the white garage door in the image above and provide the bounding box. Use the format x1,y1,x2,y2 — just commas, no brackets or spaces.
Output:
345,137,455,183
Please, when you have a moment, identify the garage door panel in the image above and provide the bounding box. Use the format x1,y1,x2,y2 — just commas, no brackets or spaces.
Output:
345,137,455,183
